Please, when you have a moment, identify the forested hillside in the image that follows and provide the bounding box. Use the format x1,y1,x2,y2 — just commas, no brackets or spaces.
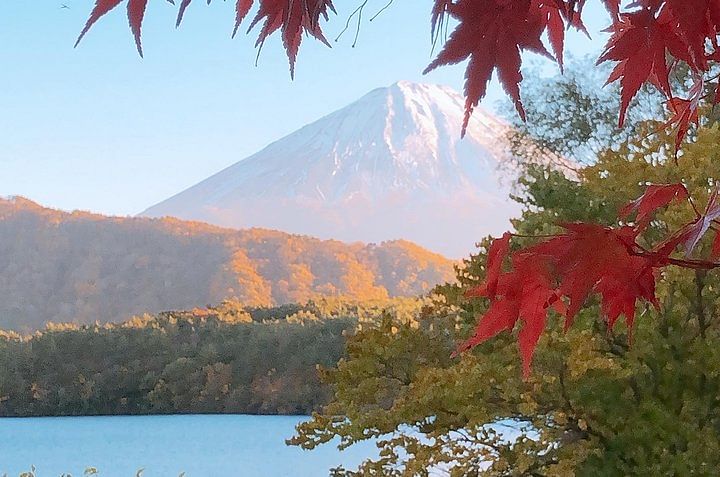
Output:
0,197,455,331
0,297,424,416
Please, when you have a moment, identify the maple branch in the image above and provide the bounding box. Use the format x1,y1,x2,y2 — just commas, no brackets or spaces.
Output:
633,250,720,270
694,270,708,339
369,0,394,22
558,362,577,417
430,0,450,53
595,319,629,357
704,70,720,83
334,0,369,47
667,257,718,271
687,195,703,219
508,228,720,271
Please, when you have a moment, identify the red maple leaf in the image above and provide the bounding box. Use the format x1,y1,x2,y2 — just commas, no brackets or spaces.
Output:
651,222,697,262
595,254,659,339
529,223,649,328
514,255,558,377
424,0,555,135
664,0,719,71
76,1,131,53
545,4,567,73
664,78,703,153
601,0,621,20
233,0,256,37
247,0,334,78
77,0,334,76
175,0,194,28
76,0,172,56
459,251,558,377
543,0,590,73
619,183,689,230
175,0,253,32
484,232,512,299
460,222,662,377
637,186,720,262
684,184,720,256
175,0,334,76
666,98,700,152
598,8,691,126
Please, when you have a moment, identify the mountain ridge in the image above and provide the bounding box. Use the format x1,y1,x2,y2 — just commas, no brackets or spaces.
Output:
0,196,455,331
142,81,528,258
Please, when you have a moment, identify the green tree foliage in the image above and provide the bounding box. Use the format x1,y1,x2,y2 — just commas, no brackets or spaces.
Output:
290,75,720,475
501,56,665,167
0,297,425,417
0,199,455,331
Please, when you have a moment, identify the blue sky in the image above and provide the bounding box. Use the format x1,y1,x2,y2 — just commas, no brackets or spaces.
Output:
0,1,610,216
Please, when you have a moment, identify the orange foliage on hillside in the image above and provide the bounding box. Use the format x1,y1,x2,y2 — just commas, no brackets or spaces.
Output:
0,197,456,331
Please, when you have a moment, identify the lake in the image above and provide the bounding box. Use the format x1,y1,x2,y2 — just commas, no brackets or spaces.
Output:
0,415,376,477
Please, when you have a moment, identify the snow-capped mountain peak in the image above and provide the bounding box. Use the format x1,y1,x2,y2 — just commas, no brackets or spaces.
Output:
142,81,531,258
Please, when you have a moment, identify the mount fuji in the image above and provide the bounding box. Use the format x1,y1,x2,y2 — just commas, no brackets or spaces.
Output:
142,81,535,258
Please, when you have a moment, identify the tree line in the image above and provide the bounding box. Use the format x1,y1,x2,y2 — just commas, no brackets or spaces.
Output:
0,297,424,417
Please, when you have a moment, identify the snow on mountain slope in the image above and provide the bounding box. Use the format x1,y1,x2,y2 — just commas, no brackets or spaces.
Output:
142,81,543,258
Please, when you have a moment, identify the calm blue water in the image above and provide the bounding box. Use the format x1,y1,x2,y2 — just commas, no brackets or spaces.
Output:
0,415,375,477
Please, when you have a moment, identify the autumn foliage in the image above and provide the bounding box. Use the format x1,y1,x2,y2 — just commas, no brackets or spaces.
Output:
76,0,335,77
0,197,454,331
461,183,720,376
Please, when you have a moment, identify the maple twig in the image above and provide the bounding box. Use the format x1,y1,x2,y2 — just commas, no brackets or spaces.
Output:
694,270,708,339
634,250,720,270
352,6,363,47
640,120,674,143
442,9,450,46
430,2,447,53
704,70,720,83
687,195,703,218
369,0,393,22
335,0,369,45
558,362,577,417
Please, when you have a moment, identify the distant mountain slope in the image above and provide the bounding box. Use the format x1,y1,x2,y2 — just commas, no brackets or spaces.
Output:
0,197,455,331
142,81,531,258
